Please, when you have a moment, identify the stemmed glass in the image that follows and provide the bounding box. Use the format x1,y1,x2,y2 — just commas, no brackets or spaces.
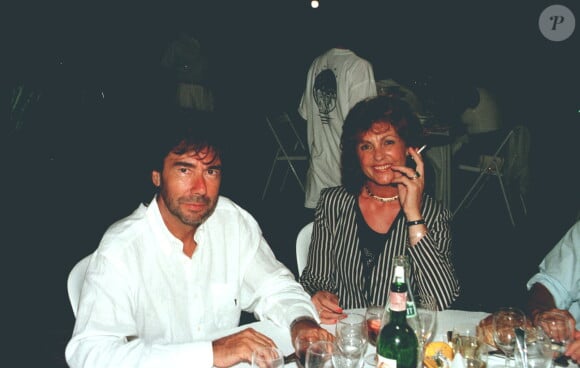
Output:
416,295,438,346
514,326,553,368
334,313,369,368
535,310,574,366
492,307,527,368
416,295,438,361
305,340,335,368
363,305,385,367
294,331,319,368
451,324,480,360
251,346,284,368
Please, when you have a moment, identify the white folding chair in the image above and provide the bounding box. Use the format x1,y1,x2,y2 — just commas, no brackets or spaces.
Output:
67,254,92,317
296,222,313,277
262,112,308,200
453,125,529,227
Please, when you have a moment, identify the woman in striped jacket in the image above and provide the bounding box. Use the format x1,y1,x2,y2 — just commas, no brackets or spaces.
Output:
299,95,460,324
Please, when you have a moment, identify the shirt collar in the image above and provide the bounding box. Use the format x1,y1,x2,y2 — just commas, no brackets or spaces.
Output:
146,196,186,256
145,195,213,258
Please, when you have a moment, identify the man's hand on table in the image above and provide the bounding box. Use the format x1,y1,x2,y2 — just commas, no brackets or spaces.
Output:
532,307,579,364
312,291,347,325
212,327,277,367
290,317,335,348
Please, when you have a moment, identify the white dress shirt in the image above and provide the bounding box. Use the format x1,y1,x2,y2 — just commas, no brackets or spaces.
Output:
527,220,580,329
66,195,317,368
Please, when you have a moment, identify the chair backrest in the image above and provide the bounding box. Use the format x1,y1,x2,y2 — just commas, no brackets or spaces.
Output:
296,222,313,277
504,125,531,194
262,112,309,199
266,112,307,157
457,127,514,174
67,254,92,317
453,126,524,226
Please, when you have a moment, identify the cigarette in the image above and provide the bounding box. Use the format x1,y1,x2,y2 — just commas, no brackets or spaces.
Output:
417,145,427,154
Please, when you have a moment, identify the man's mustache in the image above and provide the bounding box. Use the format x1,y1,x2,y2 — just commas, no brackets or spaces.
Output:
180,196,210,205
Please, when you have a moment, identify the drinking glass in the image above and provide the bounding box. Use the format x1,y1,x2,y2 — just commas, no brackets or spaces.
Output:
452,324,480,360
334,313,368,368
305,340,335,368
365,305,385,346
416,295,438,347
294,331,319,368
535,310,574,366
416,295,438,365
363,305,384,367
513,326,553,368
492,307,527,368
251,346,284,368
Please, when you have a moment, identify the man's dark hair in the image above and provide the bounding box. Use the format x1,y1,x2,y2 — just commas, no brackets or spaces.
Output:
150,109,225,173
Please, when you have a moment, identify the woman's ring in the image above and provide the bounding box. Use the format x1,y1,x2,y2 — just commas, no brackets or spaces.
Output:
410,171,421,180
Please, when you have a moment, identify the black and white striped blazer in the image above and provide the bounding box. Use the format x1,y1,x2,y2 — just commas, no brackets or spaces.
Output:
299,186,460,310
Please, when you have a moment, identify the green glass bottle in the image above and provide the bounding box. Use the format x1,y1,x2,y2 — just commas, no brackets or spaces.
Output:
380,255,418,329
376,264,419,368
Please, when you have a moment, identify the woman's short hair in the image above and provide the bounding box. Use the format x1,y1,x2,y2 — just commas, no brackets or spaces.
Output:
340,95,423,194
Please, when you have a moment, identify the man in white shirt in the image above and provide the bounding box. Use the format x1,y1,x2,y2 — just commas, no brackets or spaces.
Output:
526,220,580,362
298,44,376,209
65,111,332,368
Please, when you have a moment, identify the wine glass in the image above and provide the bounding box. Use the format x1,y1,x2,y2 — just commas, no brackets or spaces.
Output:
416,295,438,362
294,331,319,368
492,307,527,368
452,324,480,360
514,326,553,368
305,340,335,368
416,296,438,346
251,346,284,368
535,310,574,366
363,305,385,367
334,313,368,368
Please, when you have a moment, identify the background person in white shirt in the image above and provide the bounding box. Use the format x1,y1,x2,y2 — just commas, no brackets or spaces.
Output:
65,111,332,368
298,28,377,210
160,22,215,112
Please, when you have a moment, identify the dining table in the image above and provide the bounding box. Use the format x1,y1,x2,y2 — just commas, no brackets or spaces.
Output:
217,308,579,368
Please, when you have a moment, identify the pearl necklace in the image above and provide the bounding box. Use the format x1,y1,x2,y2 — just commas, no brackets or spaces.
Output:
365,184,399,203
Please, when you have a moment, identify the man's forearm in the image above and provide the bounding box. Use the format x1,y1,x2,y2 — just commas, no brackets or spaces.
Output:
526,282,557,323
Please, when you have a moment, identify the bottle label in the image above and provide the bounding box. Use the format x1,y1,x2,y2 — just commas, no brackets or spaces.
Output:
406,301,417,318
390,291,406,312
377,355,397,368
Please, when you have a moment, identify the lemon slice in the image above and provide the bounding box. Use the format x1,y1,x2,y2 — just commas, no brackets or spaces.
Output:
424,356,441,368
424,341,454,360
424,341,454,368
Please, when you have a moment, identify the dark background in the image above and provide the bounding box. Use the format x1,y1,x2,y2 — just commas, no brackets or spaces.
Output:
4,1,579,366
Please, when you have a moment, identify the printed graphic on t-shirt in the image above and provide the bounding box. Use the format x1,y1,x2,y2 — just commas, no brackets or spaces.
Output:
313,69,337,124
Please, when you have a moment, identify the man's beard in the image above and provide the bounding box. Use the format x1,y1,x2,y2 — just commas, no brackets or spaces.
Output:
162,190,217,226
